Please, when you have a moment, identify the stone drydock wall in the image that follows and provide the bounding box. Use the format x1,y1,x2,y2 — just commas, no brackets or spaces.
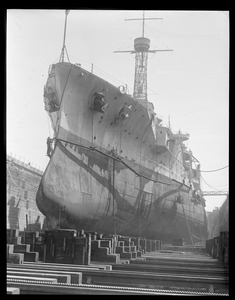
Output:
6,155,46,231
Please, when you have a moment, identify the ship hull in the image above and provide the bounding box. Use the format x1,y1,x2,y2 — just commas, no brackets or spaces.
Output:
36,62,208,244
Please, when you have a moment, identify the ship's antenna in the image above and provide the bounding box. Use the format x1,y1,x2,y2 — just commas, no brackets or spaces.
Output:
142,11,145,37
59,10,70,63
114,11,172,106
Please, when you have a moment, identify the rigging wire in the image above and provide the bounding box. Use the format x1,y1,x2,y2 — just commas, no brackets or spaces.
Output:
200,174,227,192
66,54,132,91
46,113,52,138
200,165,228,173
65,45,70,63
168,146,228,192
167,146,228,175
89,63,130,88
56,137,171,186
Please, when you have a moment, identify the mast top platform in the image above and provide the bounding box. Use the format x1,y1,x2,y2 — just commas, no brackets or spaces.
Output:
134,37,150,52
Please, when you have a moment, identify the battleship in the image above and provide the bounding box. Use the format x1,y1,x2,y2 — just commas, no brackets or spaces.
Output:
36,11,208,244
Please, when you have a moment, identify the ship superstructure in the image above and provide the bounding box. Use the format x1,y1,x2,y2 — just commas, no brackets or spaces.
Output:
36,11,208,244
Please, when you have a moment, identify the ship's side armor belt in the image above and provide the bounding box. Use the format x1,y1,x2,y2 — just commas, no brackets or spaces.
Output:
93,92,107,113
118,105,132,120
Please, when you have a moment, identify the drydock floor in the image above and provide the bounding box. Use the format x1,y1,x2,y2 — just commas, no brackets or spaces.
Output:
7,249,229,295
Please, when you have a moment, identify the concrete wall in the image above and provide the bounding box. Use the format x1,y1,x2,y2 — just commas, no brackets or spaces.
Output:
6,155,47,231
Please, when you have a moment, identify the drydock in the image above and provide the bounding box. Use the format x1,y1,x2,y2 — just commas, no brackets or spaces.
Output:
7,228,229,295
6,152,229,295
7,11,229,295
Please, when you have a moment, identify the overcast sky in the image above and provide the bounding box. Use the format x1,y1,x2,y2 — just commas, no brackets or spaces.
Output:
7,9,229,211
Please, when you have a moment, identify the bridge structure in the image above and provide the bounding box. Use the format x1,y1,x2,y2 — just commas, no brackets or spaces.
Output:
202,191,228,197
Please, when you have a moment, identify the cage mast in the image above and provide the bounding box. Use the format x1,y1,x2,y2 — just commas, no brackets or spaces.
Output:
114,11,172,106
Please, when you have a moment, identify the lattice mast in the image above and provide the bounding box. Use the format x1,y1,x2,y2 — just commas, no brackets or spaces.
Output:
114,11,172,105
132,11,153,102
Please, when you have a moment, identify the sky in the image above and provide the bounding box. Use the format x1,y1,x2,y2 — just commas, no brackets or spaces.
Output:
7,9,229,212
